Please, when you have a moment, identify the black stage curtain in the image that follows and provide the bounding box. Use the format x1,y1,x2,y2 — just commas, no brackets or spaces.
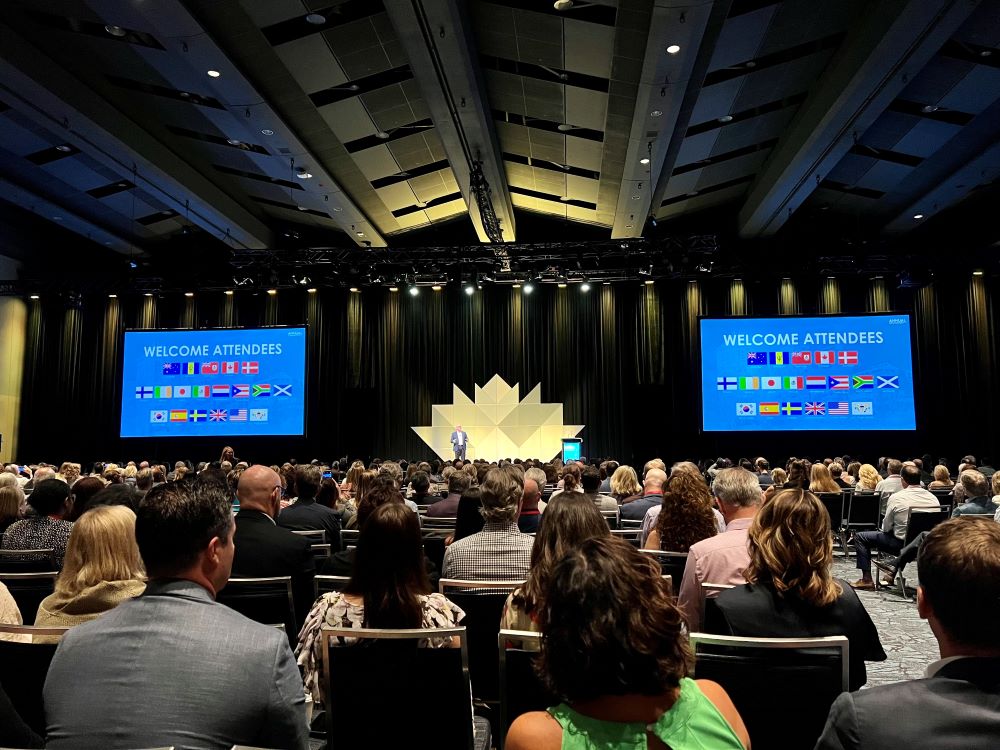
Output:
16,276,1000,466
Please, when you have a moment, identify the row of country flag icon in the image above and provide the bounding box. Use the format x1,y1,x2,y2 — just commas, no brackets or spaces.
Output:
737,402,873,416
149,409,268,423
136,384,292,398
717,375,898,391
162,362,260,375
747,351,858,366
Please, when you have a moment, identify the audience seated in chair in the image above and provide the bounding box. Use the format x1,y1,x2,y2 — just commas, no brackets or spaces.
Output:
427,471,471,518
951,470,999,517
43,477,308,750
2,479,74,568
505,537,749,750
642,463,719,552
34,505,145,642
295,501,463,704
816,517,1000,749
277,465,342,550
619,467,667,521
502,496,610,642
704,488,885,690
517,474,544,534
0,484,25,536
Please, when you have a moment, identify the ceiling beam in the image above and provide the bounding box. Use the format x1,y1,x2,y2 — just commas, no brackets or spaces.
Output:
0,19,275,250
382,0,516,243
737,0,981,238
612,0,730,238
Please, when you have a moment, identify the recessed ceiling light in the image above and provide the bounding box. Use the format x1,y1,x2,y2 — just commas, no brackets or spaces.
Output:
261,128,274,136
307,287,317,293
973,270,984,276
745,60,757,68
631,195,640,200
557,123,573,132
580,282,591,292
226,138,242,146
512,283,521,289
718,115,733,123
666,44,681,54
913,213,924,219
224,290,234,296
108,294,117,299
389,286,399,292
29,294,39,300
464,285,474,296
207,70,221,78
296,171,313,179
356,231,365,237
305,13,326,24
104,25,127,37
650,109,663,117
640,157,650,165
645,279,655,285
557,282,567,288
184,292,194,297
144,293,153,297
625,224,633,228
602,281,610,285
267,289,277,295
55,144,73,153
432,285,442,291
375,131,391,139
346,84,360,92
349,287,360,293
332,206,342,212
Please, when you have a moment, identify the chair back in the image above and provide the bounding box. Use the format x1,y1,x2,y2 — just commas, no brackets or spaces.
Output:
637,549,688,582
619,518,643,529
422,534,448,573
904,509,950,546
0,548,57,573
310,543,332,561
700,582,735,625
439,579,523,703
422,516,457,530
290,529,326,544
690,632,848,750
845,491,880,530
314,574,351,597
609,528,641,547
498,630,555,750
0,624,69,735
929,488,954,503
340,528,359,546
216,576,296,645
322,625,478,750
600,509,619,529
0,571,58,625
816,492,845,530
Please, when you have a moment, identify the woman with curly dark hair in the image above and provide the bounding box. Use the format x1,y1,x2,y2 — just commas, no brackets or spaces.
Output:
506,537,748,750
643,469,718,552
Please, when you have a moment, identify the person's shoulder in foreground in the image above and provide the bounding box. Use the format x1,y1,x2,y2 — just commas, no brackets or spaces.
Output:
43,477,308,750
815,516,1000,750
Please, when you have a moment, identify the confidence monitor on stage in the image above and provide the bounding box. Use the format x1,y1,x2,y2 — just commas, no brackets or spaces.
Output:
120,326,307,438
700,314,916,432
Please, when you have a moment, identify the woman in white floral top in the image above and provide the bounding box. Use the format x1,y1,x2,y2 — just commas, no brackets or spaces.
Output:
296,498,464,702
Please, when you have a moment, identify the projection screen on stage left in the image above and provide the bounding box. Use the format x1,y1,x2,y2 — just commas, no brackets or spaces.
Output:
120,327,306,437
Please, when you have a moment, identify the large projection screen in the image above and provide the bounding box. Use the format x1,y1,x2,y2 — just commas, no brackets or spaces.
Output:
120,327,307,438
700,314,916,432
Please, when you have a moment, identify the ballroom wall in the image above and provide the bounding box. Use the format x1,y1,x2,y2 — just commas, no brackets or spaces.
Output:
13,272,999,467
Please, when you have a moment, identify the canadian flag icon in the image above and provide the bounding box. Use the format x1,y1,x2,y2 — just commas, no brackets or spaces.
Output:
222,362,239,375
815,351,835,365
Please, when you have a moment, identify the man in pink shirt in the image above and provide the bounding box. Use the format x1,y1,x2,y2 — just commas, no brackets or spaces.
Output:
677,467,763,632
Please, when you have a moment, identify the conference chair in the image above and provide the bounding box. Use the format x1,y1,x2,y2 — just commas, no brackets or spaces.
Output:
690,632,849,750
845,490,880,546
816,492,848,554
700,582,736,626
0,624,69,735
321,625,490,750
498,630,555,750
439,579,524,705
310,543,332,561
0,571,57,626
875,509,950,600
422,516,457,531
600,508,620,529
340,529,359,546
314,575,351,598
929,488,954,504
0,548,58,573
609,528,641,547
216,576,296,645
619,518,643,530
290,529,326,544
637,549,688,584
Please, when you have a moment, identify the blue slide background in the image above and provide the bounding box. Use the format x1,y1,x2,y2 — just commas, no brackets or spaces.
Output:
701,315,916,432
120,327,306,437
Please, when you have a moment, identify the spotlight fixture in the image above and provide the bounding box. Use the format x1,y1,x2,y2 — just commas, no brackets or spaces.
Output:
666,44,681,54
104,24,127,37
973,270,984,276
921,104,939,114
650,109,663,117
305,12,326,24
513,283,522,289
55,144,73,153
640,157,650,165
349,287,360,293
913,213,924,219
408,286,419,296
108,294,117,299
602,281,611,286
523,282,534,294
184,292,194,297
267,289,277,295
718,115,734,123
226,138,243,146
144,293,153,297
356,231,365,237
580,282,591,292
431,285,442,291
307,288,317,294
29,294,39,300
389,286,399,292
129,260,138,269
207,70,221,78
557,282,567,288
645,280,655,285
464,284,475,296
224,290,234,295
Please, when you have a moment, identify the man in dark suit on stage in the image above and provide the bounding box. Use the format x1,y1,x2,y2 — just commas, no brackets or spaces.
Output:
232,464,316,628
450,424,469,461
815,516,1000,749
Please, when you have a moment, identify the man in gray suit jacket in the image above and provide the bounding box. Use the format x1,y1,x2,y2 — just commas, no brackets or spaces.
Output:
450,424,469,461
815,517,1000,749
44,478,309,750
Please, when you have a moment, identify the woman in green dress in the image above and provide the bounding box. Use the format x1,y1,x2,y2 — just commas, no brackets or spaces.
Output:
506,536,749,750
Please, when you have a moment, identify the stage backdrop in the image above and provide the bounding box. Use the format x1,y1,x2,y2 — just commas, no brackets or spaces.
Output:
14,273,1000,465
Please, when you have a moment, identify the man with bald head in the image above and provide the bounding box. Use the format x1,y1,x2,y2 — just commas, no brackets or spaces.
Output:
232,465,315,627
620,466,668,520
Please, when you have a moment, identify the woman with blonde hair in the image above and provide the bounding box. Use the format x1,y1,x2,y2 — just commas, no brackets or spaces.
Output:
928,464,954,490
856,463,880,490
705,488,885,691
0,485,24,535
609,465,642,503
808,463,841,494
34,505,145,641
340,460,365,494
770,467,787,486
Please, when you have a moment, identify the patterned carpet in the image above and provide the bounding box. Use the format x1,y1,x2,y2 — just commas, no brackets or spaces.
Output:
831,553,939,688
